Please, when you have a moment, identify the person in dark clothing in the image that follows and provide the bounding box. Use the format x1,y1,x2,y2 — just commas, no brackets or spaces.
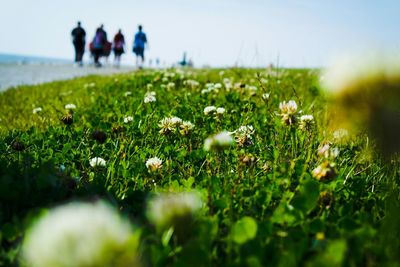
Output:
91,24,108,67
113,29,125,67
133,25,148,68
71,21,86,65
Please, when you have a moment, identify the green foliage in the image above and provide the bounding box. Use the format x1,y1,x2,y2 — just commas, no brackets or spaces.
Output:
0,68,399,266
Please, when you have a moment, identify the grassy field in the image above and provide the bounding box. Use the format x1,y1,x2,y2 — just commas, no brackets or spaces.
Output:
0,68,399,267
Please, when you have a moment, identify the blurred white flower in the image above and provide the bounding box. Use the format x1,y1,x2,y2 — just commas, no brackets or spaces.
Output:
147,192,202,230
158,116,181,134
167,82,175,90
171,116,182,125
204,131,234,151
89,157,106,167
22,201,138,267
146,157,163,172
124,116,133,123
204,106,217,115
33,107,42,114
124,91,132,97
262,93,270,100
65,104,76,110
216,107,226,115
144,94,156,103
333,128,349,141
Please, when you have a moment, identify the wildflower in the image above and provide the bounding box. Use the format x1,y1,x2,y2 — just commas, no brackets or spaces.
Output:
147,83,153,90
239,154,257,167
145,157,163,172
144,94,156,103
22,201,138,267
318,191,334,209
262,93,270,101
204,106,217,116
89,157,106,167
146,192,202,230
33,107,42,114
234,125,255,147
65,103,76,110
180,121,195,136
158,117,175,134
317,143,339,159
124,116,133,123
333,128,349,142
204,131,234,151
312,161,336,181
299,115,314,131
170,116,182,125
279,100,298,125
167,82,175,90
124,91,132,97
216,107,226,115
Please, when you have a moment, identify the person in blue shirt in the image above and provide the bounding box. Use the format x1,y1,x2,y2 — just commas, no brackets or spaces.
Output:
132,25,148,68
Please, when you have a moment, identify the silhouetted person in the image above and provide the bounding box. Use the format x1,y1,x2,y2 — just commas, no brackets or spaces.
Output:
179,52,187,66
133,25,148,68
71,21,86,66
91,24,108,67
113,29,125,68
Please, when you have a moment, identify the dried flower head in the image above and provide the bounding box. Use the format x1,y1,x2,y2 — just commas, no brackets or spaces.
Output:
91,130,107,144
61,113,73,125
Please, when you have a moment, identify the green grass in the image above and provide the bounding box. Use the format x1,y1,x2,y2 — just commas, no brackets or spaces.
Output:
1,68,399,266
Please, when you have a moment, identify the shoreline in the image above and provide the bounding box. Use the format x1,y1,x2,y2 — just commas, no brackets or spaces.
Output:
0,63,135,92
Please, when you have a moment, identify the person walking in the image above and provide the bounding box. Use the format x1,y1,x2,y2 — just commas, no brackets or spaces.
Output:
91,25,108,67
113,29,125,68
71,21,86,66
132,25,148,68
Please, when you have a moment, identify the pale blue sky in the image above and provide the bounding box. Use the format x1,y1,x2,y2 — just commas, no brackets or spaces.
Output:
1,0,399,67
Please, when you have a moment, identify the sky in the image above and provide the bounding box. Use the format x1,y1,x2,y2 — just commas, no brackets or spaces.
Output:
0,0,400,68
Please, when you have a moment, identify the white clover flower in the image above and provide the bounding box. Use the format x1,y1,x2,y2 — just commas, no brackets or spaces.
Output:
89,157,106,167
204,106,217,115
234,125,255,147
147,192,202,230
183,79,200,89
147,83,153,90
145,157,163,172
299,115,314,131
65,104,76,110
279,100,297,115
216,107,226,115
22,201,138,267
262,93,270,100
144,94,156,103
214,83,222,89
167,82,175,90
180,121,195,136
124,91,132,97
312,161,336,181
158,117,181,134
124,116,133,123
33,107,42,114
204,131,234,151
170,116,183,126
